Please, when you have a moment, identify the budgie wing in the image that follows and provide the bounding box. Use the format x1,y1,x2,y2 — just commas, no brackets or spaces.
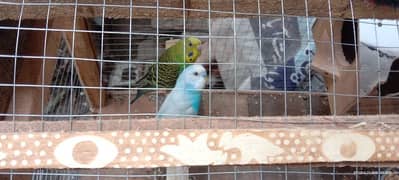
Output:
157,91,195,118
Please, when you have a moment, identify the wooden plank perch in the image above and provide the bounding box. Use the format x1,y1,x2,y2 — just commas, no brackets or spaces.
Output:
311,19,358,115
54,18,106,111
0,115,399,169
0,0,398,20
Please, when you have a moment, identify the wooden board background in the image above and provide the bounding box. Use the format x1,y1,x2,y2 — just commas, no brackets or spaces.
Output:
0,0,398,20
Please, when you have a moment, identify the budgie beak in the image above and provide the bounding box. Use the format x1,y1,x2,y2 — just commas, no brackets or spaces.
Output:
203,75,209,87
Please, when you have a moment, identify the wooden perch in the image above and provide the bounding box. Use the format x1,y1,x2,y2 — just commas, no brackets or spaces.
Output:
55,18,105,111
0,115,399,169
0,0,398,20
311,19,358,115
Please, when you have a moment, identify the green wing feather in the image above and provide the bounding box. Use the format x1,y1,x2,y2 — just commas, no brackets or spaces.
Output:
130,37,201,104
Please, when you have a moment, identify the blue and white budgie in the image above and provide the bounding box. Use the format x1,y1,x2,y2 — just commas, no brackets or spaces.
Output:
157,64,207,118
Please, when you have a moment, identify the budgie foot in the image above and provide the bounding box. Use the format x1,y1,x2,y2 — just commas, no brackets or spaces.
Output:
130,89,150,104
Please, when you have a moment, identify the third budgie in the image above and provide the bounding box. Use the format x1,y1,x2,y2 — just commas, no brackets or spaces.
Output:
130,37,202,104
157,64,207,118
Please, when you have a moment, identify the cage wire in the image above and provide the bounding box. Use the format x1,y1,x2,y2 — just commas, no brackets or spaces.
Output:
0,0,398,180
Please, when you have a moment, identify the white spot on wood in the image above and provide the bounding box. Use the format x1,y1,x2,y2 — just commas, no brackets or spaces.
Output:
124,148,131,154
123,132,129,137
26,150,33,156
10,160,16,166
145,156,152,161
275,140,281,145
162,131,170,137
132,156,138,161
111,132,117,137
41,133,48,138
136,147,143,153
12,135,19,140
120,156,127,162
20,141,26,147
278,132,285,137
39,150,46,156
0,152,6,160
34,141,40,147
13,150,20,156
283,140,290,145
294,139,300,145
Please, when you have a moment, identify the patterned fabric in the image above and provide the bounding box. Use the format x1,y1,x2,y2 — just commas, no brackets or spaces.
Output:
249,17,325,92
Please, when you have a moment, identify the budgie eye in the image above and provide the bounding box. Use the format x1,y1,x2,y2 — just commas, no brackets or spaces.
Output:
194,72,199,76
188,51,193,57
189,42,193,46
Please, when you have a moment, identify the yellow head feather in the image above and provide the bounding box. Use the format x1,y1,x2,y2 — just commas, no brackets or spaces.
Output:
185,37,202,63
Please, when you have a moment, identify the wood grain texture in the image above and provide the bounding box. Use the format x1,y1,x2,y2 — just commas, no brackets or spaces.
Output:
2,115,399,133
5,21,46,121
59,18,105,111
41,21,61,113
311,20,358,115
4,20,60,121
0,20,19,120
0,126,398,169
0,0,398,20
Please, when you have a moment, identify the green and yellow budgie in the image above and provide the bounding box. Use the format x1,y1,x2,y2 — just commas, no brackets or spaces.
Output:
130,37,202,104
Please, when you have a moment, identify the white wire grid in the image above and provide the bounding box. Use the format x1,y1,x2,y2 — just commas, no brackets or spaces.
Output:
0,0,398,179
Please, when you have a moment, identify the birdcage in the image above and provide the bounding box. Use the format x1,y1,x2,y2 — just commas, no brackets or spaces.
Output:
0,0,399,180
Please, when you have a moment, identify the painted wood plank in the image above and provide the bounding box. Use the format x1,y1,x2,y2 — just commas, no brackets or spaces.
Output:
0,127,396,169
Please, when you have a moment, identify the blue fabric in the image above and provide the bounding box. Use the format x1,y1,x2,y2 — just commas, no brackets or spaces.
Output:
250,17,321,91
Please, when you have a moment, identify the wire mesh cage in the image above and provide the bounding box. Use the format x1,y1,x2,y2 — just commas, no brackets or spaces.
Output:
0,0,399,180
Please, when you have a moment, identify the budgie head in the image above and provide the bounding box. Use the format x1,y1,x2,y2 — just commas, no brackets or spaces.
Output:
175,64,207,90
183,37,202,63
